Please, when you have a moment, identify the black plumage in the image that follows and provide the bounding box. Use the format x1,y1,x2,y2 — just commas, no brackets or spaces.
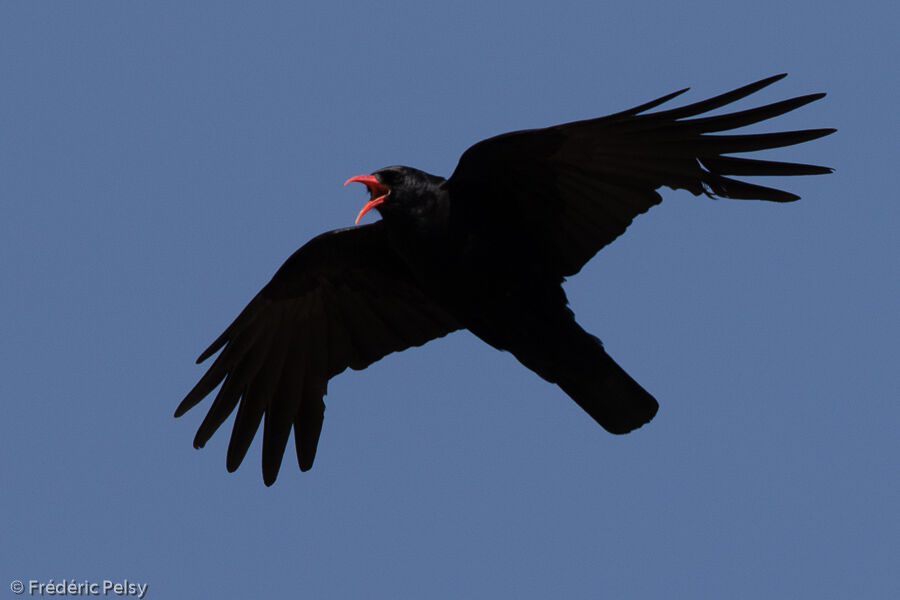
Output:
176,74,833,485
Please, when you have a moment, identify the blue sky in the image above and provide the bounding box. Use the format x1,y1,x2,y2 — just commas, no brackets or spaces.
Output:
2,2,897,598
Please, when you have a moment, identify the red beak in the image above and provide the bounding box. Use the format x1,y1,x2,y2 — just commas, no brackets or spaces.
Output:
344,174,390,225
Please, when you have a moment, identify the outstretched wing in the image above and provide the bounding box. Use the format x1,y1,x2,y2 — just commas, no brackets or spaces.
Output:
447,73,835,277
175,222,461,485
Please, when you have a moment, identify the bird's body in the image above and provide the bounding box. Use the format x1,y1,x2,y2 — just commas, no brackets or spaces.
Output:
177,75,834,485
371,167,659,435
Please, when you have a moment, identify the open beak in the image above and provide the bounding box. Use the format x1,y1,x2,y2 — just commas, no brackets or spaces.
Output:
344,174,390,225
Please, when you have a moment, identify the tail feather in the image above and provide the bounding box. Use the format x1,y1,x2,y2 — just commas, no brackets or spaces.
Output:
470,304,659,434
553,337,658,434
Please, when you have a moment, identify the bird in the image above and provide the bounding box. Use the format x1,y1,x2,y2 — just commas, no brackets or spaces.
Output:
176,74,834,485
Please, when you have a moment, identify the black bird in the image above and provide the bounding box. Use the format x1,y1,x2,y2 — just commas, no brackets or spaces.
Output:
176,74,833,485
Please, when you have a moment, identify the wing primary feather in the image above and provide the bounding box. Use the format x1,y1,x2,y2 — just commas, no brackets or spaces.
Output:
192,317,275,447
705,175,802,202
295,382,325,472
604,87,691,119
678,128,836,154
184,319,269,421
261,335,307,486
225,382,267,472
644,73,789,122
175,350,230,417
699,155,833,176
294,295,327,472
192,373,244,449
225,305,294,472
643,94,827,136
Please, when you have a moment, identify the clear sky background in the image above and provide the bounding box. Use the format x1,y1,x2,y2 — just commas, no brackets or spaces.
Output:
2,2,897,598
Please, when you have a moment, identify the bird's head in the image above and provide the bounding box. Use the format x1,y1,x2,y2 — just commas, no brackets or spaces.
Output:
344,166,445,225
